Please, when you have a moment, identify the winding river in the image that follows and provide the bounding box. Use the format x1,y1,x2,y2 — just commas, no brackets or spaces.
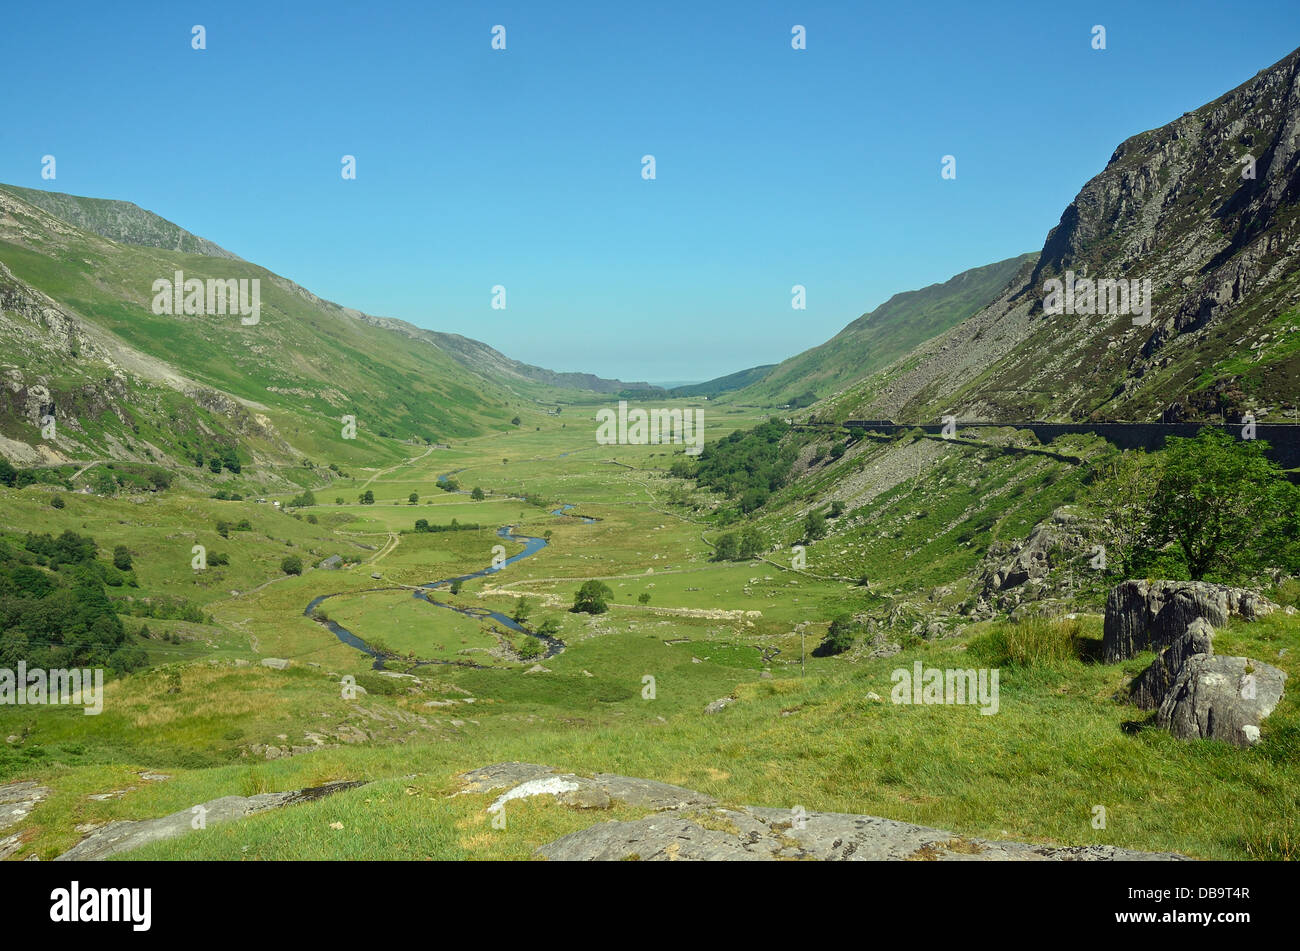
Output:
304,492,582,670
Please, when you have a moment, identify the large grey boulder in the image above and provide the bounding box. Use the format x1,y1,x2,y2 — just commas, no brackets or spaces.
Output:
1130,618,1215,710
1156,655,1287,747
1103,580,1275,662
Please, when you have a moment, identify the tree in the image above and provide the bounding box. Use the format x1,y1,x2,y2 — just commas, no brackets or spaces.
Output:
637,592,651,605
360,490,375,504
537,617,561,636
1146,428,1300,582
713,532,739,561
0,458,17,487
804,510,827,542
280,555,303,576
113,545,133,571
737,526,763,559
817,614,856,656
572,580,613,614
511,416,522,426
829,500,845,518
450,579,462,595
408,492,419,504
513,596,531,624
1082,450,1159,578
471,486,485,501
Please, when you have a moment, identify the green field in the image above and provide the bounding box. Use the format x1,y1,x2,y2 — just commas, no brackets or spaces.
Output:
2,406,1297,862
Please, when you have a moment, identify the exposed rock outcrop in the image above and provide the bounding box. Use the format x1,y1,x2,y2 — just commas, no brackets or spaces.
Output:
54,780,365,860
459,763,1186,861
1103,580,1275,662
539,807,1187,862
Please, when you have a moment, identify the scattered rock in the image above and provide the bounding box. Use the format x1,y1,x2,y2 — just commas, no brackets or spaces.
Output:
524,664,550,674
261,658,290,670
704,697,735,714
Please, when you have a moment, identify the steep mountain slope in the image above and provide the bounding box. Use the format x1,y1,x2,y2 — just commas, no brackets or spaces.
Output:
821,46,1300,425
0,185,243,261
0,188,541,478
669,364,776,398
731,254,1034,407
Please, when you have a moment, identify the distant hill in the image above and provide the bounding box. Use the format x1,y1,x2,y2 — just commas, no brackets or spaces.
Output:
733,254,1034,407
668,364,776,398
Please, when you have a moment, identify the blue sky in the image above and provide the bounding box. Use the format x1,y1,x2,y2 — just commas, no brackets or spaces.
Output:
2,2,1298,383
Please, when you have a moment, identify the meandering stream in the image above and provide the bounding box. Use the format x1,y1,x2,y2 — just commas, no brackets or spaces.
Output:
304,488,581,670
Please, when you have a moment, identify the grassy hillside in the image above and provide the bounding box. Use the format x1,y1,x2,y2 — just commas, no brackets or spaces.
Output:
1,413,1296,861
0,186,582,482
729,254,1034,408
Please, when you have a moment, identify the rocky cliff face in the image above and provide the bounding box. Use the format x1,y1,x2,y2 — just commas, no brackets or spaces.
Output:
829,46,1300,425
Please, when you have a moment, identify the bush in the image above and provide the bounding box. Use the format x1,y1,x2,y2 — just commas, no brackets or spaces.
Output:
280,555,303,576
970,617,1082,668
1269,578,1300,609
113,545,133,571
816,614,856,656
516,636,543,660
